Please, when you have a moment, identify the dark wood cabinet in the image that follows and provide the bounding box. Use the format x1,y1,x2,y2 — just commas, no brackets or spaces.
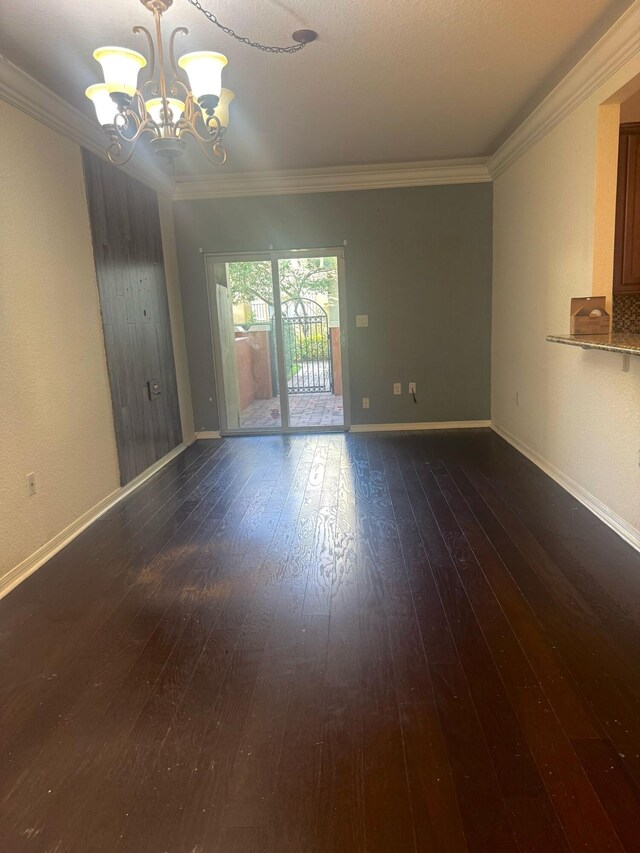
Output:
614,123,640,294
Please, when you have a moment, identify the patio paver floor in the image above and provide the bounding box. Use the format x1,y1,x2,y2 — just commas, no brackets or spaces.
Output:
240,392,344,429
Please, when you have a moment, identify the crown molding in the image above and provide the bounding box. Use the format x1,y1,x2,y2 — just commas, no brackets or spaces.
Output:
6,0,640,199
0,56,489,199
172,158,491,200
0,54,175,196
488,0,640,179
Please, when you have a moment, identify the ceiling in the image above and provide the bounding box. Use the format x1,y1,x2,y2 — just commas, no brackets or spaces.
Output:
0,0,635,176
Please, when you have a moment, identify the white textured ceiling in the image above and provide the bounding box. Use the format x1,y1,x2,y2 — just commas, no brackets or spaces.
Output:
0,0,635,175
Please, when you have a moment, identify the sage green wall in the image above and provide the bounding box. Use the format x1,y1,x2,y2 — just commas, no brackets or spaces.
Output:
173,184,492,430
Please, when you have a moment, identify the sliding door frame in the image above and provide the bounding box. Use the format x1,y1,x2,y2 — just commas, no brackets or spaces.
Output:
204,247,350,436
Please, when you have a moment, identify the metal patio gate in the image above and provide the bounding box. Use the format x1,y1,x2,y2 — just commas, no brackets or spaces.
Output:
279,298,333,394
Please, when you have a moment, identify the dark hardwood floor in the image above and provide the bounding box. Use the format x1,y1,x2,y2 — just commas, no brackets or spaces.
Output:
1,430,640,852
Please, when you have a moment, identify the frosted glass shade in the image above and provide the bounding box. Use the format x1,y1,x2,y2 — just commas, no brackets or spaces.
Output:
178,51,227,100
93,46,146,97
214,88,235,129
85,83,117,126
145,97,185,127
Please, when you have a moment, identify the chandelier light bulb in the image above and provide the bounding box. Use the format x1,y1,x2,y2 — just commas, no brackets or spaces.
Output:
84,0,315,167
93,46,147,98
145,97,186,130
178,51,228,106
214,88,235,129
85,83,117,126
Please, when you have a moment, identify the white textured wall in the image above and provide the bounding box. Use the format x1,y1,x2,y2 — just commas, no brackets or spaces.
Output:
492,61,640,538
0,100,120,580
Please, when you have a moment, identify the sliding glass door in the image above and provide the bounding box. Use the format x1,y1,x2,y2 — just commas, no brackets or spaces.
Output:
206,249,348,434
208,256,282,431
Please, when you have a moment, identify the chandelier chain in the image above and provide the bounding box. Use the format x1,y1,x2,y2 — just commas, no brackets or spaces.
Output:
184,0,307,53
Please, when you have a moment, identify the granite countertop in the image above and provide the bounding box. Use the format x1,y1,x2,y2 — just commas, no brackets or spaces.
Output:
546,332,640,356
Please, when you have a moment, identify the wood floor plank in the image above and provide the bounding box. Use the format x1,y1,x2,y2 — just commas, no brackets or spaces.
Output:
1,431,639,852
399,700,468,853
435,461,601,740
506,796,569,852
398,440,544,801
0,443,269,852
430,661,519,851
138,439,312,853
508,684,624,851
0,440,248,805
215,826,267,852
265,614,329,852
315,617,366,853
355,440,417,853
0,438,237,720
447,442,640,792
573,738,640,851
315,442,366,853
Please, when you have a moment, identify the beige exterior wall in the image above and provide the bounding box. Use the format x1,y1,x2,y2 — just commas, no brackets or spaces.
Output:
0,100,120,582
492,58,640,539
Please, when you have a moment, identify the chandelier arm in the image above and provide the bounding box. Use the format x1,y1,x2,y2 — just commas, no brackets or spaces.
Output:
168,26,189,82
211,141,227,165
204,112,222,138
108,112,157,165
142,78,160,96
178,122,227,164
175,115,221,146
133,89,149,120
114,109,155,144
133,25,156,81
169,78,190,99
113,109,137,135
107,136,127,165
189,111,224,143
184,0,307,54
107,134,139,166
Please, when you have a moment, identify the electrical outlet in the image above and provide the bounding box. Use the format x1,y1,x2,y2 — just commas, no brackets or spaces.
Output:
393,383,402,395
26,473,37,496
362,397,370,409
408,382,416,394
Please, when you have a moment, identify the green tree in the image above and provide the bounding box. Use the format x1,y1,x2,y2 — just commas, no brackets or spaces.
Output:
227,257,337,307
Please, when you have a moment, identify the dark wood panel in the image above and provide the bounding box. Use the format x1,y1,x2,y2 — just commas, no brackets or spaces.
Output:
614,123,640,295
82,150,181,484
0,431,640,851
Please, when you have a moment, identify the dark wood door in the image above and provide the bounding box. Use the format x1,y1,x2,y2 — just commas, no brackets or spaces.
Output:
82,150,182,485
614,123,640,294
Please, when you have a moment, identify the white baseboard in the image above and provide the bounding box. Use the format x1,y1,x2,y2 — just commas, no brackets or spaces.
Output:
0,441,192,602
350,420,491,433
491,423,640,554
195,430,222,439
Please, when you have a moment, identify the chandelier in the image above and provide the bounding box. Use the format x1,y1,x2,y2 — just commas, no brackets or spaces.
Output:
85,0,317,167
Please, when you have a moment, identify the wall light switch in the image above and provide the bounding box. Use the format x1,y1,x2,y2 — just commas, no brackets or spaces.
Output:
393,383,402,395
356,314,369,328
